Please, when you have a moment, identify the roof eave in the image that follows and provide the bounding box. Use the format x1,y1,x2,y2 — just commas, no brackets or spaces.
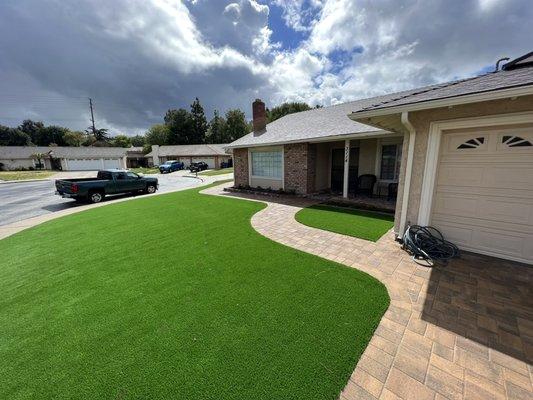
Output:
349,85,533,120
226,129,399,149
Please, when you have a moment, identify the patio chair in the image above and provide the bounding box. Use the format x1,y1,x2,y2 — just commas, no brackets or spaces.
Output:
356,174,377,197
387,182,398,201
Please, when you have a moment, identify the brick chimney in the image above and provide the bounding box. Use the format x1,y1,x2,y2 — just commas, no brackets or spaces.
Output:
252,99,266,134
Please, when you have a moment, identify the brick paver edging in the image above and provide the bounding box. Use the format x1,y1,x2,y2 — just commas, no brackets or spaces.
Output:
202,182,533,400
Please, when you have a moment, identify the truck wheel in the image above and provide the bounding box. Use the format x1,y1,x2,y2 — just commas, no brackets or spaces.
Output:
89,191,104,203
145,184,157,194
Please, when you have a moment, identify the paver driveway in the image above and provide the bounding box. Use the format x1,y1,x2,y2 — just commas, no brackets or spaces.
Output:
203,182,533,400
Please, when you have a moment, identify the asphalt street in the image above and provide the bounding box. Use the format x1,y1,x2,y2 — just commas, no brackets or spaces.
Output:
0,172,203,226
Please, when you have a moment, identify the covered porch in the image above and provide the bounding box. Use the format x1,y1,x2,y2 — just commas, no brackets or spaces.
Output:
311,134,404,209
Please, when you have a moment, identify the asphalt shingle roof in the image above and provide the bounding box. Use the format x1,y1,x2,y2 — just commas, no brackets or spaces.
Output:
227,87,438,148
145,144,229,157
0,146,128,159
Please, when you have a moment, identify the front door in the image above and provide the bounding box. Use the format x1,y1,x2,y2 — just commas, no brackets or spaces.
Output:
331,147,358,193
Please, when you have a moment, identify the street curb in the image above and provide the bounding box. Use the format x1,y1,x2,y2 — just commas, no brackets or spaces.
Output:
0,178,52,185
0,177,233,241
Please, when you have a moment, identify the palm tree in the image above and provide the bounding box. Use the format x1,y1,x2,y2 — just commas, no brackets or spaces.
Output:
86,127,109,142
30,152,46,170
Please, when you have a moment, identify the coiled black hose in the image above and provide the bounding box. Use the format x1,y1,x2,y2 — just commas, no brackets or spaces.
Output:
401,225,459,265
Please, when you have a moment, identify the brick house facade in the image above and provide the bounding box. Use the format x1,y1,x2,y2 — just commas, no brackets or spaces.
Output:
233,143,317,195
233,148,249,187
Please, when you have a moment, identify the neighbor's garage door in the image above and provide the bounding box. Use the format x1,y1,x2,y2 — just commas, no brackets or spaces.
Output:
66,158,102,170
66,158,122,170
103,158,121,169
431,126,533,264
192,157,215,169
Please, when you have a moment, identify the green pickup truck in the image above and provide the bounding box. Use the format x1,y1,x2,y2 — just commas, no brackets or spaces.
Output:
55,169,159,203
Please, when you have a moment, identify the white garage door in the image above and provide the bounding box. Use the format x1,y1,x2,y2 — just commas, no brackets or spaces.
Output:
66,158,122,170
103,158,121,169
431,126,533,264
192,157,215,169
66,158,102,171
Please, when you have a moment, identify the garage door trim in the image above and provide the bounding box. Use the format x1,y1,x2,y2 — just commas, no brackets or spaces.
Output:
418,111,533,226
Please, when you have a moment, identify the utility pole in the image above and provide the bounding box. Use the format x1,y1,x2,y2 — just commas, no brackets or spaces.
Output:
89,98,96,134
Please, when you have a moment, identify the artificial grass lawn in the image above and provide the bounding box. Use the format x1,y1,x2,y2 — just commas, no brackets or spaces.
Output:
296,204,395,242
0,184,389,400
0,170,55,181
129,167,159,174
199,167,234,176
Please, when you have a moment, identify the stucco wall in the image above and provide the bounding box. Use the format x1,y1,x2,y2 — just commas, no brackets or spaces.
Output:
250,176,283,190
393,94,533,234
358,139,377,175
315,143,331,191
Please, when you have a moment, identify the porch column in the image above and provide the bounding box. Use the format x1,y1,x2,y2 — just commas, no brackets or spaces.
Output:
342,139,350,198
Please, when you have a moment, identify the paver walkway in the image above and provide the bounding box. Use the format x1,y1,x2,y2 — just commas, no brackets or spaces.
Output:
203,182,533,400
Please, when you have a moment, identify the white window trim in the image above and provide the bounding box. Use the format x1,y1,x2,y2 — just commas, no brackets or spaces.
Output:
248,146,284,186
418,111,533,226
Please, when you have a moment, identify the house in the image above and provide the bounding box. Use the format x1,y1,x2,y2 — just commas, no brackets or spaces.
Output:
227,51,533,265
125,147,147,168
145,144,232,169
0,146,129,171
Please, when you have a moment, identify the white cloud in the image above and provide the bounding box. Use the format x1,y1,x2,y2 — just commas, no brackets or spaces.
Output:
0,0,532,135
271,0,323,32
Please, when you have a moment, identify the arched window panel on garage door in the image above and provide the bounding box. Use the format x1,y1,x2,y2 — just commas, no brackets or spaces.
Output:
501,135,533,147
457,137,485,149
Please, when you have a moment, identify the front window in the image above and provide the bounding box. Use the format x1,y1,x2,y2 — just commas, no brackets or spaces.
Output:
380,144,402,180
251,150,282,179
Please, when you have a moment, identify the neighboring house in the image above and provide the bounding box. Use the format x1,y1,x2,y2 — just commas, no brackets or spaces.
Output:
227,51,533,265
145,144,232,169
125,147,147,168
0,146,128,171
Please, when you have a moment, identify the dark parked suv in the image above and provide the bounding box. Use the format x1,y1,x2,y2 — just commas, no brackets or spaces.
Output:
159,160,184,174
189,162,208,172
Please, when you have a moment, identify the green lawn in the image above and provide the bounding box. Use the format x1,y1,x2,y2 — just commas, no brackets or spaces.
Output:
129,167,159,174
0,170,55,181
199,167,233,176
0,184,389,400
296,204,395,242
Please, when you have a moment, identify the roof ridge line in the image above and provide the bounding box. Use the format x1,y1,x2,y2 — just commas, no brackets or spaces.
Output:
359,74,485,112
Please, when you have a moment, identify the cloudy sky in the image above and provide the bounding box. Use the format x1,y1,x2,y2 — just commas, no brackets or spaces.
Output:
0,0,531,135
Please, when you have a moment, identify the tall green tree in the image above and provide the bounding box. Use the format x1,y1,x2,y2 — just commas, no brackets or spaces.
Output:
113,134,132,148
190,97,207,144
205,110,226,144
144,124,169,152
164,108,193,144
130,134,146,147
39,126,69,146
266,102,312,123
0,125,31,146
63,131,85,146
224,109,248,142
18,120,45,144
